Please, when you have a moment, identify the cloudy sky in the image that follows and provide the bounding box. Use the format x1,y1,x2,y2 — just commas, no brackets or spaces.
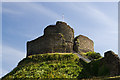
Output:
1,2,118,77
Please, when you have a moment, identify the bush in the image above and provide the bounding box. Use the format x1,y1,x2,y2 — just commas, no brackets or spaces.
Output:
86,52,101,60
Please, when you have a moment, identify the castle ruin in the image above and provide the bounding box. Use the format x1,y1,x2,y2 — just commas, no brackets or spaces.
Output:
74,35,94,53
100,51,120,76
27,21,94,57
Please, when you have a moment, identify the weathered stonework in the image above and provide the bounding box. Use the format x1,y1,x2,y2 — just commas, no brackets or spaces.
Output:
26,21,120,76
44,21,74,42
27,21,94,57
101,51,120,76
27,21,74,56
73,35,94,53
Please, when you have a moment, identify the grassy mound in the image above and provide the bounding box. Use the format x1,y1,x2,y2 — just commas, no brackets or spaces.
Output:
2,53,118,79
2,53,83,79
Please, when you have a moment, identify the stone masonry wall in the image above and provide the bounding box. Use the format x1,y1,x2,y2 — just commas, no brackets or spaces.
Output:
27,21,74,56
99,51,120,76
44,21,74,42
73,35,94,53
101,51,120,76
27,21,94,57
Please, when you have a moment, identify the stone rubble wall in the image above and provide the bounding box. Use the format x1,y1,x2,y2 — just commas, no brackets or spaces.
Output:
73,35,94,53
101,51,120,76
27,21,94,57
27,21,74,56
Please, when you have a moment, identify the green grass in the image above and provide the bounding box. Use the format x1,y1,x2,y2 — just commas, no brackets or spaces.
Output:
81,76,120,80
79,52,102,60
2,53,119,80
2,53,83,79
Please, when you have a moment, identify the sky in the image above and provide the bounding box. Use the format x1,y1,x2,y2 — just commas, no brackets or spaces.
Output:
1,2,118,77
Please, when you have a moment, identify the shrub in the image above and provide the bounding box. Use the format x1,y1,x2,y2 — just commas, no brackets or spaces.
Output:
86,52,101,60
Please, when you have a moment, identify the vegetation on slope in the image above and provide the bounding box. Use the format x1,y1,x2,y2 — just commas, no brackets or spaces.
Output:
2,53,117,80
85,52,102,60
78,59,109,78
79,51,102,60
2,53,82,79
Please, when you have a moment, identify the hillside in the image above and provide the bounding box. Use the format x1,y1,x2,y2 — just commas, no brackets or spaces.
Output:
2,53,120,79
2,53,81,79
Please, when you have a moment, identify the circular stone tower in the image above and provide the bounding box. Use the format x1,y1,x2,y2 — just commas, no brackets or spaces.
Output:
27,21,74,56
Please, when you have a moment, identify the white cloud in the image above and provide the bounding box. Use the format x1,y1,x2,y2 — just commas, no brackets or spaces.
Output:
2,8,23,15
2,2,61,39
67,3,117,34
57,3,117,33
2,3,61,20
2,45,25,77
24,3,61,20
84,4,118,54
86,5,118,34
3,45,25,58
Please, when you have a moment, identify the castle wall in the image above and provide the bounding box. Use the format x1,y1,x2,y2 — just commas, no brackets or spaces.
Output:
27,21,74,57
44,21,74,42
73,35,94,53
101,51,120,76
27,21,94,57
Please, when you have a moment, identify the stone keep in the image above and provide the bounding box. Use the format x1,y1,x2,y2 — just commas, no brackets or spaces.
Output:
27,21,94,57
27,21,74,56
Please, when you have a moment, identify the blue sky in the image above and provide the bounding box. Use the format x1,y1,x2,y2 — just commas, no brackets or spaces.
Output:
1,2,118,77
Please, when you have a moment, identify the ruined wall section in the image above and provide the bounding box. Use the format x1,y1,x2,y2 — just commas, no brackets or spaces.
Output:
44,21,74,42
100,51,120,76
27,21,95,57
27,21,74,56
73,35,94,53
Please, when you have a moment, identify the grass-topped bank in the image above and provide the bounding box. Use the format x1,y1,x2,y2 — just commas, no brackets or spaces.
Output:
1,53,119,79
18,53,79,66
2,53,82,79
78,51,102,60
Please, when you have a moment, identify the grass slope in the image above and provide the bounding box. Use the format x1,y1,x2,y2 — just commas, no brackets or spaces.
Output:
2,53,83,79
2,53,119,80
